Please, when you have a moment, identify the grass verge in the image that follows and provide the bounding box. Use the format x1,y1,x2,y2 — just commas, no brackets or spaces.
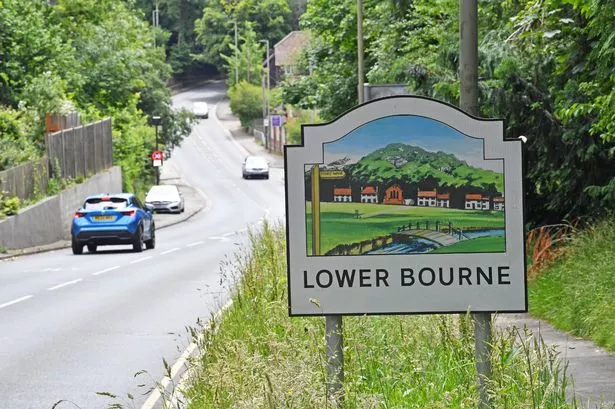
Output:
529,218,615,351
184,222,576,408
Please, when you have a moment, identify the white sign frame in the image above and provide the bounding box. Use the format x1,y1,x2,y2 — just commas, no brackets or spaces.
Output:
284,96,527,316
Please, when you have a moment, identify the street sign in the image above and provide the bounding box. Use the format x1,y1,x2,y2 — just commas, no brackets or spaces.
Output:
320,170,346,179
151,150,163,167
284,96,526,316
271,115,282,127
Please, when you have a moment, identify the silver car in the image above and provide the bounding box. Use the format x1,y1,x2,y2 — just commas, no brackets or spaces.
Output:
144,185,185,214
242,156,270,179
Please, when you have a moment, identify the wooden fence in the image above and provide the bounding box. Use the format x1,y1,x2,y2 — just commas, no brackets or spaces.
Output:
1,118,112,201
45,118,113,180
0,157,49,200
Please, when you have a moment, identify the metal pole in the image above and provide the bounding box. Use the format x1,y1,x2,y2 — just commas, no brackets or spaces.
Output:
234,21,239,85
266,40,270,150
460,1,491,408
311,165,343,404
155,125,159,185
357,0,364,104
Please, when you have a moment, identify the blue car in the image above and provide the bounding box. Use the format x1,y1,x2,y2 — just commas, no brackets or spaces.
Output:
71,193,156,254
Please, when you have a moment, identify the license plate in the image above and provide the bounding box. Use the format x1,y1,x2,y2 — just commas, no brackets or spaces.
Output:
93,216,115,221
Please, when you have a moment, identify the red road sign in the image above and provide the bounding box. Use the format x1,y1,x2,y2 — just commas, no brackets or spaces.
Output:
151,150,163,161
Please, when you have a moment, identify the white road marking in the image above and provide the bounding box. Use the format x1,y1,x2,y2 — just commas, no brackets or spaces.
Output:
130,256,152,264
92,265,120,276
42,267,61,272
186,241,204,247
207,236,230,242
222,232,234,237
0,295,33,310
161,247,180,255
47,279,82,291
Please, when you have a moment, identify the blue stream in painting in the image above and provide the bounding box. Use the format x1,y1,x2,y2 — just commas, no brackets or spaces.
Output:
366,238,439,254
461,229,505,239
364,228,505,254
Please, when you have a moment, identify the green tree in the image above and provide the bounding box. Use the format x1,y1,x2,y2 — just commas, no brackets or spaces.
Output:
195,0,292,69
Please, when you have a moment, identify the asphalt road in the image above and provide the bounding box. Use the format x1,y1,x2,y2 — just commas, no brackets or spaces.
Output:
0,82,286,409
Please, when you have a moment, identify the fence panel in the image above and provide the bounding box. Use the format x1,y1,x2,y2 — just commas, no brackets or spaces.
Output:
46,117,113,180
0,157,49,200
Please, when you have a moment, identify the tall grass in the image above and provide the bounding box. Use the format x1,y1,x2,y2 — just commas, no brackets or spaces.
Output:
529,218,615,351
184,222,575,408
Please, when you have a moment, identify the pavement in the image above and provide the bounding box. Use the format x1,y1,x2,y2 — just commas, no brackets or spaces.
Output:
214,99,284,169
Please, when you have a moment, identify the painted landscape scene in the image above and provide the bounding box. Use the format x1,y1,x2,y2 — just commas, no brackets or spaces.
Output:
305,115,506,256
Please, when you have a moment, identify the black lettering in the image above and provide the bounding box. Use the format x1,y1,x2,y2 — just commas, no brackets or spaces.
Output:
316,269,333,288
303,270,314,288
459,267,472,285
477,267,493,285
335,269,356,287
419,267,436,286
376,269,389,287
498,266,511,285
439,267,454,286
360,269,372,287
401,268,415,286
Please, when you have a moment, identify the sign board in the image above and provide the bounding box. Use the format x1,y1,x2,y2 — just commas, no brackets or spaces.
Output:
271,115,282,127
151,150,163,167
284,96,526,316
320,170,345,179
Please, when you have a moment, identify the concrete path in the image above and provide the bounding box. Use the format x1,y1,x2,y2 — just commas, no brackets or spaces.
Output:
214,100,284,169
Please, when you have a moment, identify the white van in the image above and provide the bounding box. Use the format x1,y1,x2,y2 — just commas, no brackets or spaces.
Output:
192,102,209,119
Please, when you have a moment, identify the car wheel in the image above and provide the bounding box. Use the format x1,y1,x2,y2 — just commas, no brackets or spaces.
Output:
145,226,156,250
265,174,269,180
87,244,97,253
72,238,83,255
133,226,144,252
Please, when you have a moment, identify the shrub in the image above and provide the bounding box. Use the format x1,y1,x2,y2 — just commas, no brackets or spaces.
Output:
0,192,20,216
229,81,264,128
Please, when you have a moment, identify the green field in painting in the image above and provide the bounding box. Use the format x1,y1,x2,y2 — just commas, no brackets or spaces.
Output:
430,236,505,253
306,202,505,255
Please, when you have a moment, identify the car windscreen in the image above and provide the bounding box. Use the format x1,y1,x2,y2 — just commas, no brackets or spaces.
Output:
146,187,179,201
84,197,129,210
246,157,267,168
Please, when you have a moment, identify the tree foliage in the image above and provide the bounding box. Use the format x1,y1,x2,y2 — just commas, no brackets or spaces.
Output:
289,0,615,225
0,0,194,193
194,0,292,69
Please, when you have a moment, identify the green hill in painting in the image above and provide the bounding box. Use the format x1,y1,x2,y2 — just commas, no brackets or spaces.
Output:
347,143,503,192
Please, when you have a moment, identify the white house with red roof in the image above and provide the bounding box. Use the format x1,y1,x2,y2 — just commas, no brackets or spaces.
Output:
417,190,437,207
436,192,450,208
465,193,482,210
481,195,491,210
360,186,378,203
333,187,352,202
493,196,504,211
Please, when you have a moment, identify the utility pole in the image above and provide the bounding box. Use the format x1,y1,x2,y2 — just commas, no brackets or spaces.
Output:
152,1,160,47
152,116,161,185
357,0,365,104
460,1,491,408
234,20,239,85
260,39,271,150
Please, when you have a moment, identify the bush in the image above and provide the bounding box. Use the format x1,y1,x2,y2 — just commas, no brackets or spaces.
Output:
229,81,264,128
284,108,323,145
0,191,20,216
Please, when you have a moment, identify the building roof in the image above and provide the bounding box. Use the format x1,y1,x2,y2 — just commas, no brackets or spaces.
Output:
334,187,352,196
361,186,377,195
274,31,311,67
493,196,505,202
465,194,482,200
418,190,437,198
385,184,402,191
437,193,450,200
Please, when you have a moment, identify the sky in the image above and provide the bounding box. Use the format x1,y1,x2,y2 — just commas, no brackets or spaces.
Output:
322,115,503,172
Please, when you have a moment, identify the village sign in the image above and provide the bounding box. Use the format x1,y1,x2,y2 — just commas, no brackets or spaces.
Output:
284,96,527,315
